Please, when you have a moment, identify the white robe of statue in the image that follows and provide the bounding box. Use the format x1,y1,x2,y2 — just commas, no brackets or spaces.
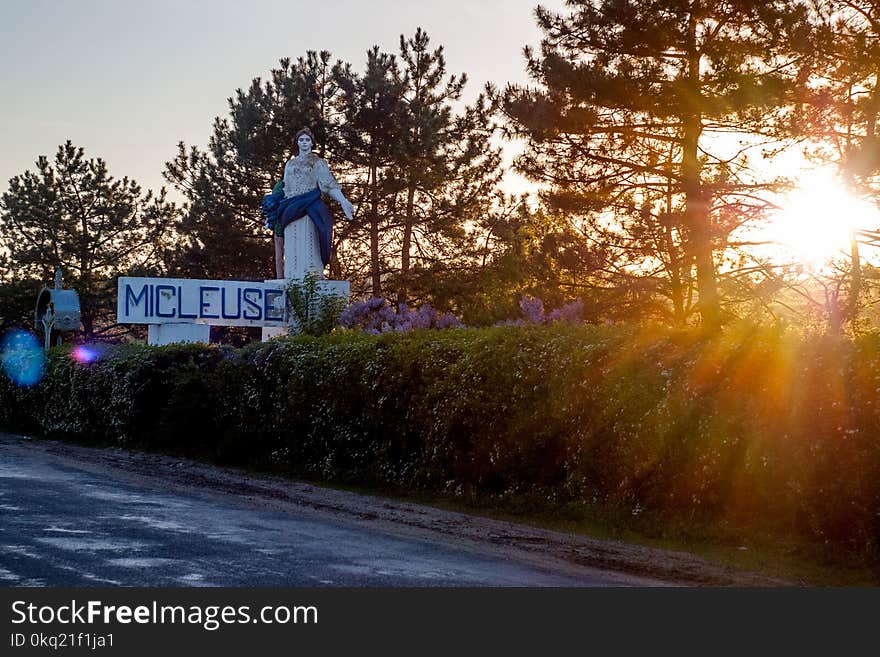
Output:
281,153,342,279
283,216,324,279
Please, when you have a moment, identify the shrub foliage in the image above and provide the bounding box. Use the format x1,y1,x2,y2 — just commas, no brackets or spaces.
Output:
3,324,880,554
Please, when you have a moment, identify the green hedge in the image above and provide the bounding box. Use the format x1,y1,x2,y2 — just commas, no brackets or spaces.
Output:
3,324,880,554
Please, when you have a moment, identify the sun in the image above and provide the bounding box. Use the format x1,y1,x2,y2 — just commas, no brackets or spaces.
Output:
763,172,880,268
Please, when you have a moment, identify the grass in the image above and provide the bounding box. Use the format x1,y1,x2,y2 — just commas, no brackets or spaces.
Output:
300,479,880,587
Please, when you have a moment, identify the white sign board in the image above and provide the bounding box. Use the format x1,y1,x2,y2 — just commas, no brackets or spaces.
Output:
117,277,287,328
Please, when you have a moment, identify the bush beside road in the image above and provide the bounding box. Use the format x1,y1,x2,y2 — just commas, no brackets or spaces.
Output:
3,324,880,572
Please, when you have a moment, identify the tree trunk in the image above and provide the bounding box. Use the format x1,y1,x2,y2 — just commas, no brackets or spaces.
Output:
369,157,381,297
682,7,720,332
663,171,686,326
397,183,416,306
848,234,861,330
665,223,686,326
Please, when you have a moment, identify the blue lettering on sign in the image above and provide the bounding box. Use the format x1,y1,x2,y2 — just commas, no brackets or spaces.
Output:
177,285,198,319
242,288,262,320
125,284,149,316
221,287,241,319
200,286,220,319
148,285,154,317
264,289,285,322
155,285,177,318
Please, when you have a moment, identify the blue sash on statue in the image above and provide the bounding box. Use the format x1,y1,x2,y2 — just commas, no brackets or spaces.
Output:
261,186,332,266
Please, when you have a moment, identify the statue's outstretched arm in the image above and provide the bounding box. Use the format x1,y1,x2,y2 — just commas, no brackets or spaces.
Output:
328,187,355,221
316,158,354,221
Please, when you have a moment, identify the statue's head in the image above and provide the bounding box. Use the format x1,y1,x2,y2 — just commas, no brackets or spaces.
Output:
294,128,315,156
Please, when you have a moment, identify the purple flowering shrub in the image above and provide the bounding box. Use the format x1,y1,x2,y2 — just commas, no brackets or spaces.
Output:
497,296,585,326
548,298,585,323
339,297,463,334
340,295,582,333
519,296,545,324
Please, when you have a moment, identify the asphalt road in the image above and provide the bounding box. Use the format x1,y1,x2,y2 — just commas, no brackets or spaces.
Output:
0,435,663,587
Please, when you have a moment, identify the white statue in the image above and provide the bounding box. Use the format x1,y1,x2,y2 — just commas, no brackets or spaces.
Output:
262,128,354,279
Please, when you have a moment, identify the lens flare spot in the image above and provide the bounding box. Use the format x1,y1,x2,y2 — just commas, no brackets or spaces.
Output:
71,345,99,364
1,330,46,387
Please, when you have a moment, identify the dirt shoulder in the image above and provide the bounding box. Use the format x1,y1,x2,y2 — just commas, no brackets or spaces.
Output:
1,432,790,586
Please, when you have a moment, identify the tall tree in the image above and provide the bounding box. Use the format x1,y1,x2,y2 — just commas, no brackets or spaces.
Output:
335,46,407,297
329,33,506,303
796,0,880,330
501,0,809,329
390,29,504,306
0,141,178,337
394,29,462,305
396,28,478,303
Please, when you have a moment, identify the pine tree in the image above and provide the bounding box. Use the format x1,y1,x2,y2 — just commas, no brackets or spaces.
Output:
501,0,809,329
394,31,505,309
0,141,178,337
797,0,880,329
394,29,458,305
334,46,407,297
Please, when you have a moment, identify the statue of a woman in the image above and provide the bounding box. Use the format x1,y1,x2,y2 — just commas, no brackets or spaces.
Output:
261,128,354,279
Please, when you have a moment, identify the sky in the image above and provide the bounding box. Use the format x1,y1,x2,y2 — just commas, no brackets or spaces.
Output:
1,0,566,200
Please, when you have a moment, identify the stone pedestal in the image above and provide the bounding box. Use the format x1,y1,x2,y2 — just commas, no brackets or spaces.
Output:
260,219,351,341
261,278,351,341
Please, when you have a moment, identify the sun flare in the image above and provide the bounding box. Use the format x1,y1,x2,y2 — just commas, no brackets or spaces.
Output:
763,172,880,268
